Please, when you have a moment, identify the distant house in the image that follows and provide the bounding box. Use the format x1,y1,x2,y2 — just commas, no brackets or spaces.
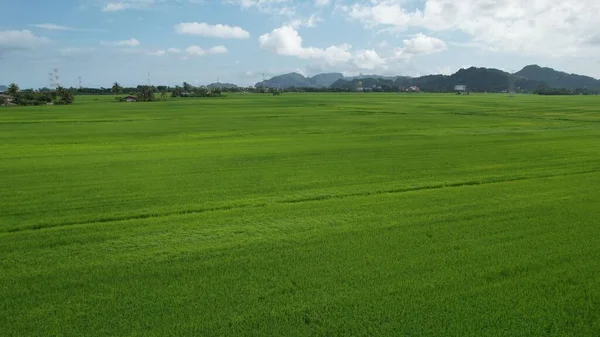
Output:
406,86,420,92
124,96,137,102
454,84,468,95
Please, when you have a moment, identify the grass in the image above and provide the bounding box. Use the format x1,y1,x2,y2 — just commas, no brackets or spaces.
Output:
1,93,600,336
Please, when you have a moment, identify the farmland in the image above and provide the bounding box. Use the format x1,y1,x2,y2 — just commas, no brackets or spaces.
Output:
1,93,600,336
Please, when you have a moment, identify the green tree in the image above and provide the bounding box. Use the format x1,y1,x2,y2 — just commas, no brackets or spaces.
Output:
194,87,208,97
7,83,19,96
171,85,183,97
182,82,192,93
112,82,122,94
137,86,155,102
56,86,74,104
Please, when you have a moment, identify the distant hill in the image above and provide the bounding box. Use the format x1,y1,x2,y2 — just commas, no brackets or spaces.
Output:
255,72,343,89
255,64,599,93
207,82,238,89
256,73,309,88
515,65,600,90
332,67,540,93
309,73,344,87
0,85,7,93
441,67,540,92
346,75,405,81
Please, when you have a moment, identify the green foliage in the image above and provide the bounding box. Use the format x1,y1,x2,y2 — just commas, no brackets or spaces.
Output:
2,94,600,336
533,85,591,95
7,89,56,106
55,86,74,104
171,85,223,98
7,83,19,96
137,85,155,102
171,85,184,97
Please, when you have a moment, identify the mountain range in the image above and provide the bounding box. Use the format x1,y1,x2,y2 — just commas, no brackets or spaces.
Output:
207,82,239,89
255,73,344,89
0,85,7,92
255,65,600,92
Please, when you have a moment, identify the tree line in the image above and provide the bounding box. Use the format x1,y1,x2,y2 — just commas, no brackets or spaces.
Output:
1,83,74,106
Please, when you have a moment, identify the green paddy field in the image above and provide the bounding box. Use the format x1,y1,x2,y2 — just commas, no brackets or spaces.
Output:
1,93,600,336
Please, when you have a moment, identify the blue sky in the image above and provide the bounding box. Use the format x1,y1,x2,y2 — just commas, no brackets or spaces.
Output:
1,0,599,88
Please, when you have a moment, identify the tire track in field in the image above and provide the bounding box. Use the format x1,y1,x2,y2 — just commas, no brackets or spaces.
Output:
278,168,600,204
5,203,268,234
5,168,600,234
0,118,175,125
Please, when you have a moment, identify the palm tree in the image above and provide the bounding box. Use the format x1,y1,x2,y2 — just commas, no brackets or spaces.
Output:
112,82,122,94
182,82,192,93
7,83,19,96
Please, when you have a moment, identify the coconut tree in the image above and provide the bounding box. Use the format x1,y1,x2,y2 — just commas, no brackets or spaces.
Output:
182,82,192,93
112,82,122,94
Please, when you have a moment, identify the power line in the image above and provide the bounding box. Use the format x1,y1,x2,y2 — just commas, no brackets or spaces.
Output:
48,68,60,89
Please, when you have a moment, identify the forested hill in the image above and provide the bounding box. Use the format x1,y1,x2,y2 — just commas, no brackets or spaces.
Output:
255,73,344,88
207,83,239,89
260,65,600,93
515,65,600,90
331,67,541,93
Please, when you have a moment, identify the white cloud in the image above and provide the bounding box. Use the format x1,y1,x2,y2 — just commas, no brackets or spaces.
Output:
314,0,330,7
353,49,387,69
175,22,250,39
289,14,321,28
60,47,95,56
224,0,296,17
102,2,129,11
32,23,72,31
148,48,183,56
147,49,167,56
259,25,387,71
185,45,229,56
116,38,140,46
394,33,447,59
344,0,600,57
101,38,141,47
209,45,228,54
226,0,291,10
31,23,108,33
98,0,205,12
344,0,416,29
0,30,50,52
